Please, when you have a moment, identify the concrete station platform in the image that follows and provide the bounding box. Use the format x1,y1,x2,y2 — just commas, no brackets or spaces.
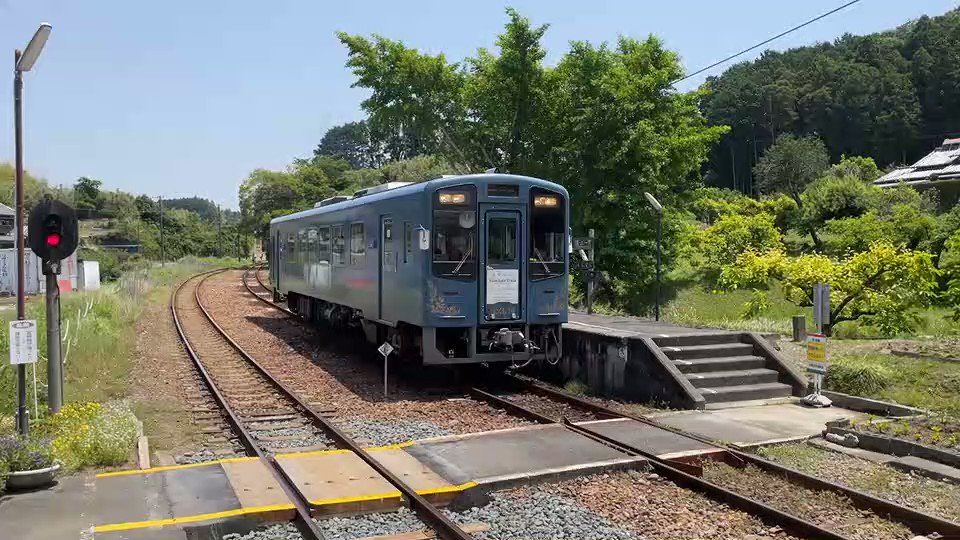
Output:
566,310,726,338
651,401,865,447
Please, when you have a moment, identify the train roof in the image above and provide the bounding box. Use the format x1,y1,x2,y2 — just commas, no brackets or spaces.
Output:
270,173,567,225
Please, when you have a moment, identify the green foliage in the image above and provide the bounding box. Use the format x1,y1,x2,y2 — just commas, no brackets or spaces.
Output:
691,187,797,230
825,360,894,395
0,435,55,473
314,121,382,169
663,285,809,335
0,162,50,209
330,9,726,309
753,134,830,200
822,155,881,183
42,401,139,470
720,242,937,334
701,9,960,187
694,212,784,276
741,289,771,318
74,177,103,210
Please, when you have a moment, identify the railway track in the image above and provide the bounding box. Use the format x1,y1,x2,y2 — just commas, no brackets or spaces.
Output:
470,376,960,540
243,265,960,540
174,269,475,540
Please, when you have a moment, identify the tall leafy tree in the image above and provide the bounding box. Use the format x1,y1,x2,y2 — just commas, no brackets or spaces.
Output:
313,121,383,168
74,176,104,210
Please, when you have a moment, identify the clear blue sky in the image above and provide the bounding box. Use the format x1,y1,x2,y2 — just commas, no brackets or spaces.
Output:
1,0,956,209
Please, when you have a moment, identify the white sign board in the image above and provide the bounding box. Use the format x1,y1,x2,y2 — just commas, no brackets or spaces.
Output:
9,320,38,365
378,342,394,357
486,267,519,305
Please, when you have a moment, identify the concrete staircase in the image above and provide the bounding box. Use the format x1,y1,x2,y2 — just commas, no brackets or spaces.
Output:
655,334,795,405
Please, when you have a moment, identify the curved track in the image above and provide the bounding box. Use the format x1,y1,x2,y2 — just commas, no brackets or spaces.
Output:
245,265,960,540
175,269,475,540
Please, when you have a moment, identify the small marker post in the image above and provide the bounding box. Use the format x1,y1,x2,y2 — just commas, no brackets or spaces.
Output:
378,342,394,397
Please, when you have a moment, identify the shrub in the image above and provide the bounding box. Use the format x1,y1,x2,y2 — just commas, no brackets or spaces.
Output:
825,360,894,396
0,435,55,472
45,401,138,470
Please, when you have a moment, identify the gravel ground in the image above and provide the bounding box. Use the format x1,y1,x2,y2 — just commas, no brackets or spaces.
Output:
447,489,634,540
493,391,602,422
703,462,914,540
338,419,450,446
759,442,960,522
221,469,808,540
202,271,532,435
542,469,800,540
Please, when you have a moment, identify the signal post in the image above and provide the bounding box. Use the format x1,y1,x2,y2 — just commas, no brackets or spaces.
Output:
28,195,79,413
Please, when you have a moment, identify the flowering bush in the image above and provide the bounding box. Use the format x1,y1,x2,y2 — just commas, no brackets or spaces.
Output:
0,435,55,473
45,401,139,470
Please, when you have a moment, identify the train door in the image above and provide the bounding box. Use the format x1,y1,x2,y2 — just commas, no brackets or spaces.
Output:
480,209,521,321
274,230,281,291
379,216,397,322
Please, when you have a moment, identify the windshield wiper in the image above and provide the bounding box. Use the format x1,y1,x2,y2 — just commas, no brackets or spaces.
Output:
533,247,552,274
453,237,474,274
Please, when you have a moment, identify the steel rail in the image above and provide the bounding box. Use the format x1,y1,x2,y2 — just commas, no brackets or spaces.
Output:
508,375,960,539
227,268,475,540
467,386,852,540
245,266,294,315
171,270,326,540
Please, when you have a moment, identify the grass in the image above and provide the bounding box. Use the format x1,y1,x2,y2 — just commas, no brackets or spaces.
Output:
663,284,960,338
663,285,811,334
0,256,241,424
824,351,960,419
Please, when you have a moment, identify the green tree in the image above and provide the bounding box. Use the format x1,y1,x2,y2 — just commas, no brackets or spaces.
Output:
313,121,382,168
73,177,104,211
754,134,829,202
694,212,784,278
720,242,937,334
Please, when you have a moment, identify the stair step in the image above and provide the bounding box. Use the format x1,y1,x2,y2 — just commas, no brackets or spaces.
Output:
673,355,766,374
661,342,754,360
685,368,780,388
698,382,792,403
655,333,744,347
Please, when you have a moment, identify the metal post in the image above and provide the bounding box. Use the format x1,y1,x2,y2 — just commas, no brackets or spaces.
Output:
586,228,595,315
655,212,662,322
45,269,62,412
217,204,222,258
14,51,28,435
158,196,164,267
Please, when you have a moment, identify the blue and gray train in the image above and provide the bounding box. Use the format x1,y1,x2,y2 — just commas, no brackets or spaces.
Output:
268,173,568,366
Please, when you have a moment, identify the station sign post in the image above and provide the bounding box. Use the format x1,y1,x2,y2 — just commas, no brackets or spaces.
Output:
378,342,394,397
803,332,832,407
572,231,595,314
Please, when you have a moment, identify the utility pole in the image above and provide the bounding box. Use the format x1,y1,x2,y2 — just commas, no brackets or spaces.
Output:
158,196,164,267
644,193,664,322
586,228,595,315
217,204,222,258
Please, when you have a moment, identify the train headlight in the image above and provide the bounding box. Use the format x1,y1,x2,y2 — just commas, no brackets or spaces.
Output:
534,195,559,208
439,192,467,204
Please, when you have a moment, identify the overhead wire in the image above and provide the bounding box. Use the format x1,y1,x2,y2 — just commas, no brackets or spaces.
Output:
671,0,864,86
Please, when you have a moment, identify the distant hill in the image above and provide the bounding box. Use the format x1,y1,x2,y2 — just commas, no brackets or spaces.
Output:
701,7,960,191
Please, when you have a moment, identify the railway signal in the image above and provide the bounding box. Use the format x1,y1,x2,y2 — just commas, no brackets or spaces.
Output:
27,196,79,413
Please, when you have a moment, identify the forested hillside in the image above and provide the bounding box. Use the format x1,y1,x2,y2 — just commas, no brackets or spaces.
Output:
701,8,960,192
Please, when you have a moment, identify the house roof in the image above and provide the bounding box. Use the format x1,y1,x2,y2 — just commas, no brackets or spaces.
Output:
875,138,960,188
0,203,13,216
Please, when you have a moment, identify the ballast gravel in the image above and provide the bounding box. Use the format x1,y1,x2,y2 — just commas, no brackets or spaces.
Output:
222,490,633,540
338,419,450,446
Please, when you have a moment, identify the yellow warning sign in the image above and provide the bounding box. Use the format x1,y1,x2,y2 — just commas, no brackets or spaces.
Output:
806,333,828,365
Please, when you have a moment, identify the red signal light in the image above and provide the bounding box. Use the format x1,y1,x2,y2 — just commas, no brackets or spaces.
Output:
46,232,61,247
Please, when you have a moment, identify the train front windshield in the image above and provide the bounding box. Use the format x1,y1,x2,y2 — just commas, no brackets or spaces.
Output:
433,186,477,280
530,188,565,279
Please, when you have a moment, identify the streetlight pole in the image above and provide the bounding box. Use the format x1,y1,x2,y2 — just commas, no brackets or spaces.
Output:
13,23,52,435
644,192,663,322
158,196,164,267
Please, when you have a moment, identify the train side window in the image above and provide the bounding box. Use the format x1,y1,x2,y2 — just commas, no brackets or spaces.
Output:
298,229,308,265
318,227,331,263
404,222,413,263
332,225,345,265
350,223,365,266
286,233,295,267
307,227,318,261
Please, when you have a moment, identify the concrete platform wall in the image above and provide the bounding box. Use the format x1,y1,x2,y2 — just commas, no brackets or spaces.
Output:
545,327,703,409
